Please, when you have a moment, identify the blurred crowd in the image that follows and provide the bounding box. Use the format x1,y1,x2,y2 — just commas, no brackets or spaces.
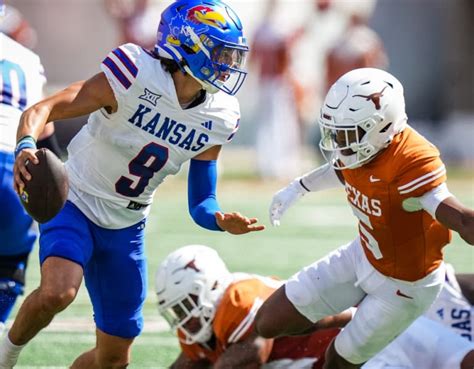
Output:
4,0,474,178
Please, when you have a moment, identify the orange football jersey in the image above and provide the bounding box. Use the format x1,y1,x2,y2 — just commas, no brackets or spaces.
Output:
341,126,452,281
179,275,339,368
179,276,279,362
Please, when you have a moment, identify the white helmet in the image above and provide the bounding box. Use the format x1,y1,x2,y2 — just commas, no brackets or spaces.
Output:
155,245,232,344
319,68,407,169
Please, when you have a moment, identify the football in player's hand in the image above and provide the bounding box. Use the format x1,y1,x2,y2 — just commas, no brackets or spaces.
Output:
19,148,69,223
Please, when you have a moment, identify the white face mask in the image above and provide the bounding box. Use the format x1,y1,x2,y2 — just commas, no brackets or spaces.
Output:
319,120,378,169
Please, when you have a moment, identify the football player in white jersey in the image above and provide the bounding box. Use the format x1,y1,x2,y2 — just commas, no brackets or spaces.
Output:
0,28,61,335
424,264,474,342
0,1,264,368
0,5,62,156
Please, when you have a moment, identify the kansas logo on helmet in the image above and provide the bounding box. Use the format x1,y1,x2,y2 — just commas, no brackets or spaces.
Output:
166,10,224,51
187,5,228,30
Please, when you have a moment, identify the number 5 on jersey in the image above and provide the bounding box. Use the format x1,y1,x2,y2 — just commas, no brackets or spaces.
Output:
350,203,383,260
115,142,169,197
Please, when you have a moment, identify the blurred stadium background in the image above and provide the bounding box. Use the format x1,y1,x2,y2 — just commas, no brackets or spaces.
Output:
3,0,474,367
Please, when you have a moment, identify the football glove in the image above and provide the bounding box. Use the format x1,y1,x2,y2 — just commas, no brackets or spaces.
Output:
269,179,309,226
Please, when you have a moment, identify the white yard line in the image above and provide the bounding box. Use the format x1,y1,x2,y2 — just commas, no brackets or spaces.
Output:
6,317,169,333
19,332,176,346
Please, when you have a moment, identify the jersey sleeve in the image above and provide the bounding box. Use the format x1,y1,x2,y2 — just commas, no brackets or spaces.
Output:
226,118,240,142
214,278,277,345
100,43,140,104
208,94,241,145
396,144,447,199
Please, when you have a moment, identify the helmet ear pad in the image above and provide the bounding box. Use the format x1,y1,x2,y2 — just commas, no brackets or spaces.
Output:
319,68,407,169
155,0,249,95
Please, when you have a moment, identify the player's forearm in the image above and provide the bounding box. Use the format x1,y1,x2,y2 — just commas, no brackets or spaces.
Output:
17,104,52,142
436,197,474,245
188,159,223,231
45,81,93,122
17,81,86,141
457,211,474,245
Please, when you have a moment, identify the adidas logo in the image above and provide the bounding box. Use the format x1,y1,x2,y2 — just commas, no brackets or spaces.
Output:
201,121,213,130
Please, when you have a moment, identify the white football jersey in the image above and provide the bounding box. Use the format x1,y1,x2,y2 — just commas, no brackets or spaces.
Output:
66,43,240,229
364,316,474,369
0,33,46,151
424,264,473,341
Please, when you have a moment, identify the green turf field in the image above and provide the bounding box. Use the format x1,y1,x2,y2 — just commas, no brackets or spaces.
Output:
8,155,474,368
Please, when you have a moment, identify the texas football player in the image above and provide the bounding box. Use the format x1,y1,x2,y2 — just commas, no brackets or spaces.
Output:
257,68,474,368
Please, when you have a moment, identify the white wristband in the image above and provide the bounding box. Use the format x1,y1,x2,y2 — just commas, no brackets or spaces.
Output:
298,163,343,193
419,183,453,218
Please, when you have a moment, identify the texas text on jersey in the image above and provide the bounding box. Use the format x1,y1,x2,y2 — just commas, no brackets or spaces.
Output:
341,126,450,281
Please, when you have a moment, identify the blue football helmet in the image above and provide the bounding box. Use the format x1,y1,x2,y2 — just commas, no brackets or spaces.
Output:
156,0,249,95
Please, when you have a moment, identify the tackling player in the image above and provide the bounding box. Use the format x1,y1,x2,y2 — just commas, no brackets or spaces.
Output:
256,68,474,368
0,1,263,368
155,245,474,369
0,21,61,335
156,245,348,369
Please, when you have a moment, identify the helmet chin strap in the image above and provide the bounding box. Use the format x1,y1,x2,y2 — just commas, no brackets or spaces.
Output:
186,67,219,94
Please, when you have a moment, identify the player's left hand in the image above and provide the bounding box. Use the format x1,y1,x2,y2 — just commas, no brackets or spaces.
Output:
269,180,307,226
215,211,265,235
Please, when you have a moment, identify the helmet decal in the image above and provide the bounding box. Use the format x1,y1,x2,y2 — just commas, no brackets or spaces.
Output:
187,6,228,30
172,258,201,273
353,85,388,110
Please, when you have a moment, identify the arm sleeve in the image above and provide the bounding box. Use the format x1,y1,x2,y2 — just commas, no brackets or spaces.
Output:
299,163,343,192
187,159,223,231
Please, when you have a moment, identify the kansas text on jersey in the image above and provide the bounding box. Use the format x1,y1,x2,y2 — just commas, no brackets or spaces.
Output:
65,44,240,229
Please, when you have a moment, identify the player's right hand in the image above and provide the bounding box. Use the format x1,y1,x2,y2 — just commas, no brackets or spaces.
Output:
13,148,39,194
215,211,265,235
269,180,308,227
